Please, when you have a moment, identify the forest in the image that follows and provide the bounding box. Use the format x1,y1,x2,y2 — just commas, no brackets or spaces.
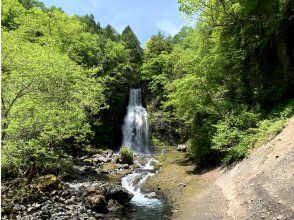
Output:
1,0,294,219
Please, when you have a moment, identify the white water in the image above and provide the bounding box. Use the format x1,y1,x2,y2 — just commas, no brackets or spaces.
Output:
121,89,164,218
122,89,151,154
121,157,164,218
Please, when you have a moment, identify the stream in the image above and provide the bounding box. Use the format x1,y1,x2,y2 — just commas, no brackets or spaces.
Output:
121,89,166,219
122,157,165,219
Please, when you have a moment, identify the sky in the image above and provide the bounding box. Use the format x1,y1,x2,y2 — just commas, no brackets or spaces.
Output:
41,0,190,46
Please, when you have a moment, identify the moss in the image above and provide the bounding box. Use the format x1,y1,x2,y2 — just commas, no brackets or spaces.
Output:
31,174,63,192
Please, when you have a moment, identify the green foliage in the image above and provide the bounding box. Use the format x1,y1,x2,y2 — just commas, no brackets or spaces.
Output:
119,147,134,165
1,0,26,30
121,25,143,66
213,100,294,164
142,0,293,166
1,0,142,178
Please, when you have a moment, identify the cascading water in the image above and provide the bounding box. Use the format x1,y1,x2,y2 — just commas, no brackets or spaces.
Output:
122,89,151,154
121,89,165,219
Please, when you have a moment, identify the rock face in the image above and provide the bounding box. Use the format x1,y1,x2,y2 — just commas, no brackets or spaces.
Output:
106,185,134,205
177,144,187,152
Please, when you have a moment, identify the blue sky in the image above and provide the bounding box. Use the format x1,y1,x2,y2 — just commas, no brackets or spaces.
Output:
41,0,190,46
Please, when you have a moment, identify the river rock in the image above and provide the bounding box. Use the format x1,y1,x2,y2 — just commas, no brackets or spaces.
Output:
85,195,108,213
177,144,187,152
101,163,121,173
83,185,105,196
150,160,161,170
31,174,62,192
105,185,133,205
107,199,123,212
146,192,156,198
93,155,108,163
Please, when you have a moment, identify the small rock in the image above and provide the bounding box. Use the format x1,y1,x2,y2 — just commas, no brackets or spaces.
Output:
178,183,186,187
177,144,187,152
276,215,284,220
146,192,156,198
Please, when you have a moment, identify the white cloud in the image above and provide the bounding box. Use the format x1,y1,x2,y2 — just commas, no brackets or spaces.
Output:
156,20,179,36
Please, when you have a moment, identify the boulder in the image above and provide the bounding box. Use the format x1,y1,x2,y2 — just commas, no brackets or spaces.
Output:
93,155,108,163
107,199,123,212
31,174,63,192
84,195,108,213
177,144,187,152
101,163,121,173
104,149,113,156
83,185,105,197
105,185,133,205
150,160,161,170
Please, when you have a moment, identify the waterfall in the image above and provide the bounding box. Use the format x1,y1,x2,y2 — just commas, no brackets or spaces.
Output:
122,89,151,154
121,90,164,218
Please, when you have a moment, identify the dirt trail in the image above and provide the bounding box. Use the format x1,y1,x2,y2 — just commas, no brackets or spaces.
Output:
143,117,294,219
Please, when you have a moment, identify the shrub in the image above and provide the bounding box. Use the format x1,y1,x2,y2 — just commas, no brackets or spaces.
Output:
1,140,74,180
213,100,294,164
119,147,134,165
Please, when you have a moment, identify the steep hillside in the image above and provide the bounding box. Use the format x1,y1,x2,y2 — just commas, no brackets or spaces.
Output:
143,117,294,219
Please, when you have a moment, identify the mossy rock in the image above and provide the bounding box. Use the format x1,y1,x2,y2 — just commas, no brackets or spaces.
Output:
31,174,63,192
101,163,121,172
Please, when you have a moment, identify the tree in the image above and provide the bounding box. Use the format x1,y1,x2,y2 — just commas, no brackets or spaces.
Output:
1,30,106,177
78,14,102,34
103,24,120,42
121,25,143,65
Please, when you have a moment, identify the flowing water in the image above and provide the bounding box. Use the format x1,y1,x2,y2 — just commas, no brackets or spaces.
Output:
121,89,165,219
122,89,152,154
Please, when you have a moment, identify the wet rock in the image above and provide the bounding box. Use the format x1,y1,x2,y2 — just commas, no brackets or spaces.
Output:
107,199,123,212
105,185,133,205
146,192,156,198
85,195,108,213
177,144,187,152
150,160,161,170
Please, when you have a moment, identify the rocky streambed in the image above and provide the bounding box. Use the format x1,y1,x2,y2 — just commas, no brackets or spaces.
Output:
1,149,164,220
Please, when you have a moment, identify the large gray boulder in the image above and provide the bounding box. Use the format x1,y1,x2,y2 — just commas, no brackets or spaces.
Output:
105,185,133,205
